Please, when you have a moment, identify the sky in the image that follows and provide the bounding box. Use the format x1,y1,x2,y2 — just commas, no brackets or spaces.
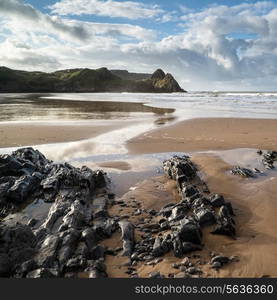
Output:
0,0,277,90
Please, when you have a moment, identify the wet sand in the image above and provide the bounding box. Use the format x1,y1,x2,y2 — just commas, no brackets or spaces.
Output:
128,118,277,153
103,154,277,278
0,122,128,148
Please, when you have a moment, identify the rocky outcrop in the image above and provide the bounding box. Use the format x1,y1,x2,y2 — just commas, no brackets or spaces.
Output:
0,147,115,278
151,70,185,92
0,66,186,93
0,149,237,278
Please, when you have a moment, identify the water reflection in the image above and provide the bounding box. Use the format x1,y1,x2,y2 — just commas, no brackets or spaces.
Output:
0,94,175,122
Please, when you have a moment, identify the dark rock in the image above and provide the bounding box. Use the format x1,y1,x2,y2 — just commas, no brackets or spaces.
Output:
172,237,184,258
231,166,255,178
210,194,225,207
89,245,106,260
180,185,199,200
27,218,38,227
26,268,58,278
177,218,202,245
35,234,60,268
211,221,236,238
195,208,216,226
163,156,196,182
182,242,202,253
16,259,37,277
0,223,36,271
152,237,171,257
93,218,118,240
82,228,97,249
211,261,221,269
58,229,80,265
211,255,230,265
225,202,235,216
149,271,164,278
168,204,188,222
187,267,201,275
64,255,87,272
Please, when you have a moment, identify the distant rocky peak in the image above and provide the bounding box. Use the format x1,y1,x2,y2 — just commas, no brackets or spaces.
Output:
151,69,166,80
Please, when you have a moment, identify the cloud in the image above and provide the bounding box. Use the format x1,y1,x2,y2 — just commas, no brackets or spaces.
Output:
0,0,89,41
0,0,277,90
0,0,154,42
49,0,163,19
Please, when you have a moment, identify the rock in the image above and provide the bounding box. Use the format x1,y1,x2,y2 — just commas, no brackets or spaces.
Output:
211,255,230,265
119,221,135,256
7,174,42,203
89,245,106,260
26,268,58,278
181,257,190,267
163,156,196,182
16,259,37,277
93,218,118,240
152,237,171,257
160,221,170,231
58,229,80,264
149,209,157,216
35,234,60,268
180,185,199,200
177,218,202,245
159,203,175,218
211,221,236,238
211,262,221,269
168,204,188,222
149,271,164,278
195,208,216,226
27,218,38,227
231,166,255,178
186,267,201,275
210,194,225,207
0,223,36,273
225,202,235,216
182,242,202,253
92,196,108,219
172,236,184,258
172,263,181,269
64,255,87,273
82,228,97,249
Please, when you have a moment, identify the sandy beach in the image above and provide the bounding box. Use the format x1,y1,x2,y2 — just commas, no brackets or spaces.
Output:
0,121,129,148
128,118,277,153
0,105,277,278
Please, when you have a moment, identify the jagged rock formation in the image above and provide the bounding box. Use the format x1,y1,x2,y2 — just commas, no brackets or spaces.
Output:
0,149,237,278
0,148,117,278
0,66,186,93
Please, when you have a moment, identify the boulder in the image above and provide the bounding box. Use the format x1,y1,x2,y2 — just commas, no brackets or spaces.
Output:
177,218,202,245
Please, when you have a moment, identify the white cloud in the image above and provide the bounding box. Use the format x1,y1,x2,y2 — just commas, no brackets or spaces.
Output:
0,0,277,90
49,0,163,19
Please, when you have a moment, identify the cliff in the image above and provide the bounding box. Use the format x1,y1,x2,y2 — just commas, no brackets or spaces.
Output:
0,66,186,93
